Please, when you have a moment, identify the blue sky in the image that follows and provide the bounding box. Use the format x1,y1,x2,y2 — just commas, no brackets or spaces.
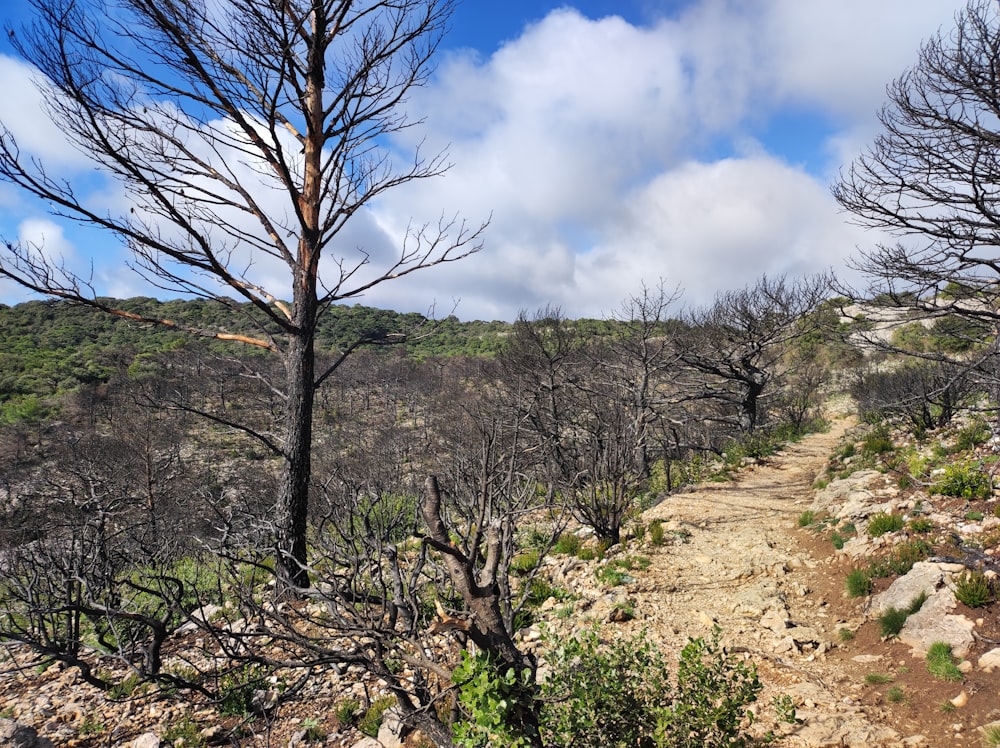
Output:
0,0,971,320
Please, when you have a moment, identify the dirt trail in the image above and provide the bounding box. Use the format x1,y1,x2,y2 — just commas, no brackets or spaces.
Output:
611,416,959,747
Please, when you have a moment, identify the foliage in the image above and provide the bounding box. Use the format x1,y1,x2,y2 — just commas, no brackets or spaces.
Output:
867,512,905,537
648,520,666,546
797,510,817,528
452,651,536,748
162,717,207,748
553,533,583,557
846,568,873,598
878,592,927,638
935,461,991,500
359,697,396,739
540,627,771,748
953,570,997,608
955,420,991,451
219,663,272,717
862,426,895,457
909,517,934,534
926,642,963,682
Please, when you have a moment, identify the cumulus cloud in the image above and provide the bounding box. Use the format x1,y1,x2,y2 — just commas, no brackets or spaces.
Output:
0,1,974,319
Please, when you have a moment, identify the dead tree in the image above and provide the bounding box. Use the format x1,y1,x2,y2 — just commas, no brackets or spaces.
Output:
0,0,484,590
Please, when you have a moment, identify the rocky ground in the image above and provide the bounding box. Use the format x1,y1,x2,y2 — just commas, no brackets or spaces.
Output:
3,409,1000,747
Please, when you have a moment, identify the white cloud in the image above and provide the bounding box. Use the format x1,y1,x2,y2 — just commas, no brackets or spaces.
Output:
0,1,977,320
0,55,94,169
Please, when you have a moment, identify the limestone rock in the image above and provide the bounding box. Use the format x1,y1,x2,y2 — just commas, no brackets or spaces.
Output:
978,647,1000,672
866,562,950,616
898,589,975,658
130,734,160,748
0,719,55,748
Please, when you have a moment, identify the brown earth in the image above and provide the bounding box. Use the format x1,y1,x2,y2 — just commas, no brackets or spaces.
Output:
4,412,1000,747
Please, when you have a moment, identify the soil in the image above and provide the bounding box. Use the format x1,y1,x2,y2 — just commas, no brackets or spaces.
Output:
3,412,1000,747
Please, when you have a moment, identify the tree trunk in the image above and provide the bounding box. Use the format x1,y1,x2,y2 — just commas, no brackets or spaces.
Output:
275,325,316,591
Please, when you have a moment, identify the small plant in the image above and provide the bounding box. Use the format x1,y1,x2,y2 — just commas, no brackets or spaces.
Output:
966,510,985,521
301,717,326,742
865,672,893,684
926,642,963,682
595,564,630,587
797,510,817,527
837,627,856,642
953,570,997,608
936,461,991,500
334,698,359,726
862,426,894,457
78,716,106,737
108,673,144,700
980,723,1000,747
909,517,934,534
540,626,774,748
359,696,396,738
867,512,905,537
846,567,873,597
162,717,207,748
510,549,540,575
955,420,990,451
939,700,956,713
452,652,535,748
886,685,907,703
648,520,665,546
554,533,583,556
878,592,926,638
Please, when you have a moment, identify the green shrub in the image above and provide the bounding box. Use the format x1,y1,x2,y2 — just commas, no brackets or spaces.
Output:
862,427,894,457
864,672,893,684
878,592,927,638
540,627,776,748
953,570,996,608
218,663,271,717
554,533,583,556
334,698,359,726
452,652,535,748
648,520,665,546
909,517,934,534
595,565,631,587
797,510,817,527
954,420,990,451
926,642,963,682
162,717,206,748
359,697,396,738
867,512,905,537
846,567,873,597
510,550,540,576
935,461,991,500
887,685,907,704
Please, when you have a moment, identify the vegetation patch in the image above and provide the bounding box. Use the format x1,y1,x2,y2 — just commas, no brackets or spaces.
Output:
935,461,991,500
953,570,996,608
926,642,963,682
867,512,904,537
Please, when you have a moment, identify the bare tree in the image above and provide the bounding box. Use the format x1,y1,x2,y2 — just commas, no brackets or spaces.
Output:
676,274,830,436
0,0,484,589
834,0,1000,350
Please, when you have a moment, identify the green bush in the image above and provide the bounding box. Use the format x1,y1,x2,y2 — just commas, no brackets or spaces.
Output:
846,567,873,597
926,642,963,682
452,652,536,748
954,420,990,451
878,592,927,638
935,461,991,500
862,427,894,457
648,520,666,546
797,510,817,528
540,628,776,748
553,533,583,556
908,517,934,534
953,570,996,608
359,696,396,738
867,512,905,537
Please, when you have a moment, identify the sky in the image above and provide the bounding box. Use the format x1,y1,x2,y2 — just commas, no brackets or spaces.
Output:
0,0,972,321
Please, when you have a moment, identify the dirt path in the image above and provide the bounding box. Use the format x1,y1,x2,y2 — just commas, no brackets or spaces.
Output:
610,416,962,747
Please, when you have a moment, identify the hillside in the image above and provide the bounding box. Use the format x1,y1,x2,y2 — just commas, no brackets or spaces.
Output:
3,410,1000,746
